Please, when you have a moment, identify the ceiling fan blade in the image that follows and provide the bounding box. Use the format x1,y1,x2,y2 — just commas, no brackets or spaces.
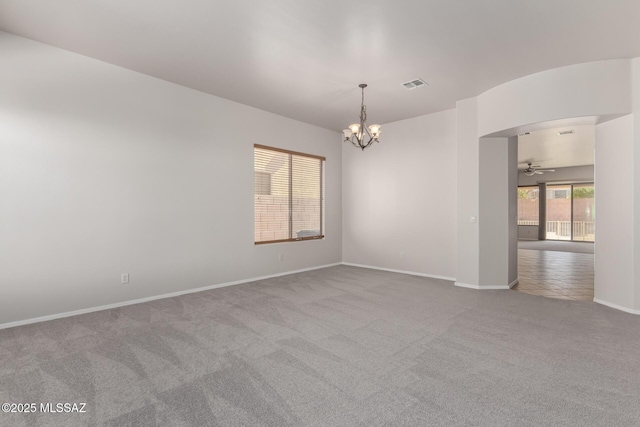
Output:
534,171,543,175
536,169,555,172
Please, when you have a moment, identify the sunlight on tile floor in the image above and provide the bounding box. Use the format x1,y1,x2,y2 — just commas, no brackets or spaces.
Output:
513,249,594,301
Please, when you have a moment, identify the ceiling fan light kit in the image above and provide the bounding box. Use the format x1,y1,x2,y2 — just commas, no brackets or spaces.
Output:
343,84,381,151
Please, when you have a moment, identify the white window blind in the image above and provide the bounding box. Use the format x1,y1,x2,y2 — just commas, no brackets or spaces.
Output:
254,145,325,244
254,171,271,196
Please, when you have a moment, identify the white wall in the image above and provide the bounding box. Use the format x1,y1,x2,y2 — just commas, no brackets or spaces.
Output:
477,60,632,137
507,137,518,285
455,98,480,287
518,226,538,240
0,33,342,325
633,58,640,313
594,116,634,309
342,109,456,279
478,137,518,289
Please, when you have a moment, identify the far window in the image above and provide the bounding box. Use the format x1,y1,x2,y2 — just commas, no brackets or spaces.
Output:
254,145,325,244
518,186,539,226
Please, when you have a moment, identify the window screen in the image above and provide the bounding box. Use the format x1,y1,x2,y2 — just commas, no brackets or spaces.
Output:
254,145,325,244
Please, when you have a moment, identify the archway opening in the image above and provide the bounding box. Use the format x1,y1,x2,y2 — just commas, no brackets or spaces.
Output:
513,123,595,302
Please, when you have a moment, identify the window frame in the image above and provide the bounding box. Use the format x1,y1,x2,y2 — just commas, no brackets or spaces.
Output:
254,144,325,245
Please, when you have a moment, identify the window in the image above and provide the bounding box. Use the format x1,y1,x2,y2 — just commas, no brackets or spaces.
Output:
546,183,595,241
254,144,325,244
517,186,539,226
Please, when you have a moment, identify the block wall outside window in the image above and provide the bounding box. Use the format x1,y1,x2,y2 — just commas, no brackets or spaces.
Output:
517,186,540,226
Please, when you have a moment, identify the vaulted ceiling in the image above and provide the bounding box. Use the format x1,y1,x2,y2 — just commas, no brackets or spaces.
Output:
1,0,639,132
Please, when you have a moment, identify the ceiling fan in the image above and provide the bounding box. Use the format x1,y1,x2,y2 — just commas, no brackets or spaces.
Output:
523,162,555,176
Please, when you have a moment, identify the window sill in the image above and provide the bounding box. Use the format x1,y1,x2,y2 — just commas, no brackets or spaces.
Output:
255,236,325,245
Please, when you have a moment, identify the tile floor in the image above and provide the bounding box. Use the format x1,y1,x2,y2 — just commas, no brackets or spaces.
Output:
512,249,594,301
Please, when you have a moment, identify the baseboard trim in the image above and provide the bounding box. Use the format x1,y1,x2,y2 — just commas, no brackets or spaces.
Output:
454,282,479,289
593,298,640,315
455,281,514,290
341,263,455,282
0,262,343,330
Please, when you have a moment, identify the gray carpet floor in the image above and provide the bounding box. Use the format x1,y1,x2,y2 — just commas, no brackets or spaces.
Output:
518,240,594,254
1,265,639,426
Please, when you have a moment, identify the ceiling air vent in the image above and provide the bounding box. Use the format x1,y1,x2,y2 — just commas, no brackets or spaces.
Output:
557,130,575,135
402,78,428,90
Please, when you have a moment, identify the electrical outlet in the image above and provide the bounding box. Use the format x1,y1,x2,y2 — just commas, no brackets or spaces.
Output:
121,273,129,284
279,254,284,262
400,251,406,259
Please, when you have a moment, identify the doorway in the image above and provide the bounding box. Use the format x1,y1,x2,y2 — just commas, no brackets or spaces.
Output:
513,246,594,301
512,124,595,301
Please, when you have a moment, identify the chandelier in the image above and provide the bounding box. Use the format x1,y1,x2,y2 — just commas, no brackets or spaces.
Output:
343,84,381,150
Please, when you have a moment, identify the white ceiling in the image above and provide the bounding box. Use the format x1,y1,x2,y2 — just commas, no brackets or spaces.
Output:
1,1,640,131
518,125,595,170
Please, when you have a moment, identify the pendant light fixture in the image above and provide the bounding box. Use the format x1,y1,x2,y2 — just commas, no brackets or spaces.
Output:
343,84,381,150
